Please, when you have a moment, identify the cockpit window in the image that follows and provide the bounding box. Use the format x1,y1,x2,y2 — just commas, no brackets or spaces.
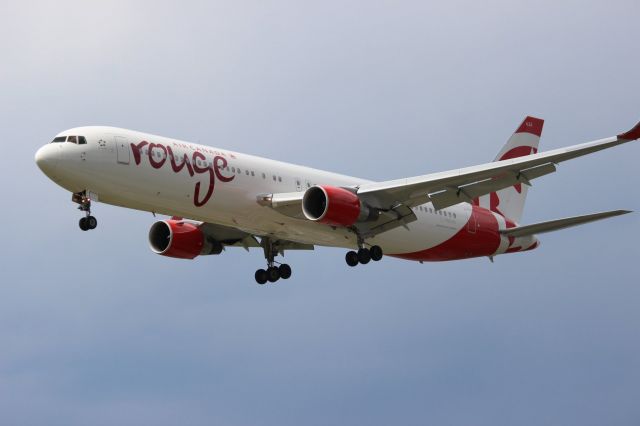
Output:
51,135,87,144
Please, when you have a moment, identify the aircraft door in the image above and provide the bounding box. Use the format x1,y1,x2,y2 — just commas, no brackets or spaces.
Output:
115,136,130,164
467,208,478,234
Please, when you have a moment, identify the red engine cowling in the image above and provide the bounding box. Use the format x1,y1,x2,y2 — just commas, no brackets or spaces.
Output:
302,185,363,227
148,220,204,259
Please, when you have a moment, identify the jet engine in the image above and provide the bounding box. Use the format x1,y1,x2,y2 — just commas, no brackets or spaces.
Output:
149,220,223,259
302,185,376,227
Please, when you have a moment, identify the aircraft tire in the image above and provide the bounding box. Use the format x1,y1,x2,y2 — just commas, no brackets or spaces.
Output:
255,269,268,285
279,264,292,279
87,216,98,230
267,267,280,283
357,248,371,264
345,251,359,267
370,245,383,261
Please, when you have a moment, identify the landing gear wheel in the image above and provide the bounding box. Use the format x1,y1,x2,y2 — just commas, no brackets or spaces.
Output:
267,267,280,283
87,215,98,230
278,264,292,279
370,245,383,261
255,269,268,285
79,217,89,231
357,248,371,264
345,251,359,267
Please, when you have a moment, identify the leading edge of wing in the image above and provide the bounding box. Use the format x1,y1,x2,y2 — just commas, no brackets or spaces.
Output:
357,120,640,207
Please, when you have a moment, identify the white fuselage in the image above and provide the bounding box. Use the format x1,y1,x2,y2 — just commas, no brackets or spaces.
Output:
35,126,534,258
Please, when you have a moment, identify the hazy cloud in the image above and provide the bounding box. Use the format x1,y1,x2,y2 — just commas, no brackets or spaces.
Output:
1,1,639,425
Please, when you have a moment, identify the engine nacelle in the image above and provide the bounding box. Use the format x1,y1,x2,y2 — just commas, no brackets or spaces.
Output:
148,220,222,259
302,185,375,227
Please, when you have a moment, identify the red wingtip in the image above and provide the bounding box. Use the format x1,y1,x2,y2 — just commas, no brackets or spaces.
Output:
515,116,544,137
617,121,640,141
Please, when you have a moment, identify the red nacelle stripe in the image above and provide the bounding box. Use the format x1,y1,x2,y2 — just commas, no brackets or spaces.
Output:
164,220,204,259
317,186,361,227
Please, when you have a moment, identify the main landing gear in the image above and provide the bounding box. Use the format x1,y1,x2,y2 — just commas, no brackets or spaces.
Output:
345,238,383,267
73,191,98,231
255,238,292,285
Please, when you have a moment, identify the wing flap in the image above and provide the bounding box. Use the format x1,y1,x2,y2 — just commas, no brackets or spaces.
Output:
500,210,631,238
429,162,557,210
256,192,305,219
198,222,313,252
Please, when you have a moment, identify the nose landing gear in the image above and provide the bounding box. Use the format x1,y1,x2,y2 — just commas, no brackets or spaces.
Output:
255,238,292,285
78,215,97,231
73,191,98,231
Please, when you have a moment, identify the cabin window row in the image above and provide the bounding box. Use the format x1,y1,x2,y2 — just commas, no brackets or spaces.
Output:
413,205,456,219
144,149,285,183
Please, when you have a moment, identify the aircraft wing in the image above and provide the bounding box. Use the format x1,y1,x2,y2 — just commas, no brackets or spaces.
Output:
199,222,313,252
259,120,638,238
356,121,640,212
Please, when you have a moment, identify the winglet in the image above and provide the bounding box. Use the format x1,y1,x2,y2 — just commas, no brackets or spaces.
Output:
618,121,640,141
515,116,544,137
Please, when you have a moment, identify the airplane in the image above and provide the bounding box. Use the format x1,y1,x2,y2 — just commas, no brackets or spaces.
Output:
35,117,639,284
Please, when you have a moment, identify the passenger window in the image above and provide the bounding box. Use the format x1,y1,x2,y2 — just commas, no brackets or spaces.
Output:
251,171,255,177
78,136,87,145
272,175,276,181
67,135,77,144
278,176,282,182
51,136,66,143
262,173,266,179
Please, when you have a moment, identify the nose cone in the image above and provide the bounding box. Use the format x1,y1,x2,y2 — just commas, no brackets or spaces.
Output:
35,144,60,178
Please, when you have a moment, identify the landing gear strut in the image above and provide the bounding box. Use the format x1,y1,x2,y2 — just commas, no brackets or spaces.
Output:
345,235,383,267
73,191,98,231
255,238,292,284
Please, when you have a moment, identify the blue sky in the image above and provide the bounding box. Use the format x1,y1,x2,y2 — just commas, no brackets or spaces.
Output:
1,1,639,425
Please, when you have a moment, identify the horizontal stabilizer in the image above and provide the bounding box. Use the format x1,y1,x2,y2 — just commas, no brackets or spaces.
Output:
500,210,632,238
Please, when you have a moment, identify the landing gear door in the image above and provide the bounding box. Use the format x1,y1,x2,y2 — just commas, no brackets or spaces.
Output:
115,136,130,164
